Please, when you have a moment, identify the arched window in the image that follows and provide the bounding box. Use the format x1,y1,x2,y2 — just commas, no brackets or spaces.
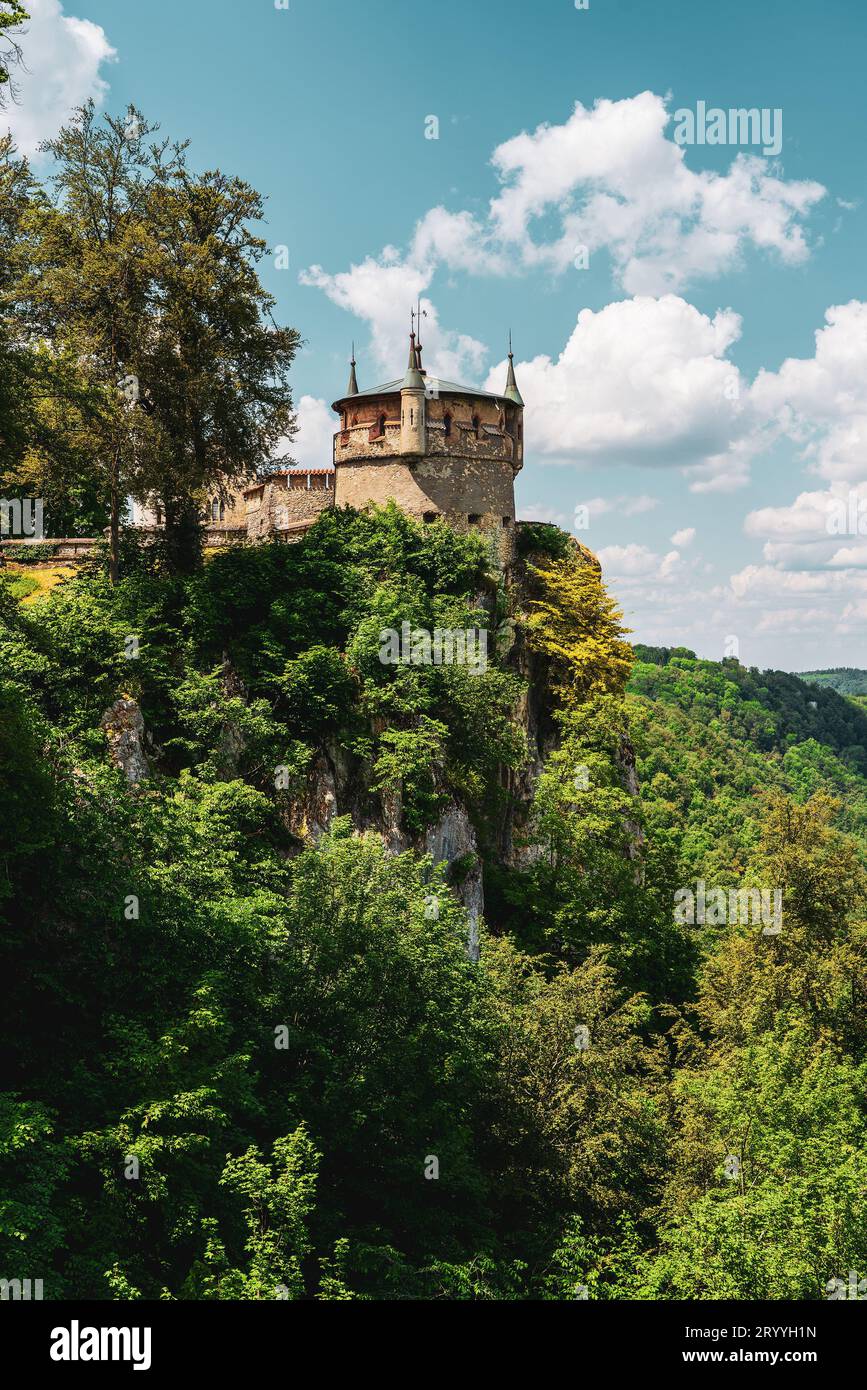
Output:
210,498,219,522
443,412,452,438
378,413,386,437
472,414,480,438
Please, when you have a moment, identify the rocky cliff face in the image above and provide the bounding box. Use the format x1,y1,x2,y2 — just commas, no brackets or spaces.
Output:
100,548,639,956
277,552,640,957
101,698,150,785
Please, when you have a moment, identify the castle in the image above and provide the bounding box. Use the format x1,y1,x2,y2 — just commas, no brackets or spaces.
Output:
4,331,528,563
202,327,524,561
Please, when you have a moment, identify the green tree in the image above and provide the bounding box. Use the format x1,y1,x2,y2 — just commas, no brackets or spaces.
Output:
0,2,26,104
26,103,167,580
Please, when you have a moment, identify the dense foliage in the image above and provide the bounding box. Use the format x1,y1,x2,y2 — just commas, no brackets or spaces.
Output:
800,667,867,697
1,511,865,1300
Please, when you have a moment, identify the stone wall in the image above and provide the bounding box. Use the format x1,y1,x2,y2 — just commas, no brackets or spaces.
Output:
244,471,335,541
333,390,520,564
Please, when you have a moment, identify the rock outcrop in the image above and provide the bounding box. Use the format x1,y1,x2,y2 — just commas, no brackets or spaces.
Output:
101,698,149,785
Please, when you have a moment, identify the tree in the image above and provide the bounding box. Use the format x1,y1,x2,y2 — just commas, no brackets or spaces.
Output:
0,2,26,107
26,104,168,580
0,132,33,472
27,102,300,577
128,155,299,572
520,546,634,705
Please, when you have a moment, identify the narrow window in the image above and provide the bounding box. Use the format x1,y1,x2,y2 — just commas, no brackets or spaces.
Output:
472,414,480,438
378,413,386,437
468,513,481,526
444,412,452,438
502,516,511,527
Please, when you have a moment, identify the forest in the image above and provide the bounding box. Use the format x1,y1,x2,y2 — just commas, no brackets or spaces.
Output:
2,508,866,1300
2,92,866,1302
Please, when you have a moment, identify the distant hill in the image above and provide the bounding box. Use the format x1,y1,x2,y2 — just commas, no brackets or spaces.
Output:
799,668,867,696
627,649,867,878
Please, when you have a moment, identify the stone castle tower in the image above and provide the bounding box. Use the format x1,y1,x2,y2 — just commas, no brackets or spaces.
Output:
331,326,524,561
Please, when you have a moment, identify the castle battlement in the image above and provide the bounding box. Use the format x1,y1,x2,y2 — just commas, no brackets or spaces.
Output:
330,331,524,563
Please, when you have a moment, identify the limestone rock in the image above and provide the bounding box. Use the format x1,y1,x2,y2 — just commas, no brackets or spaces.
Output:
101,698,149,785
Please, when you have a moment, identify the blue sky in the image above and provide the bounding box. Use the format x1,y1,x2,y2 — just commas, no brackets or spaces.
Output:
8,0,867,670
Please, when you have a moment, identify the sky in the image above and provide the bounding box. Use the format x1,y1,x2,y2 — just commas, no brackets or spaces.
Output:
6,0,867,671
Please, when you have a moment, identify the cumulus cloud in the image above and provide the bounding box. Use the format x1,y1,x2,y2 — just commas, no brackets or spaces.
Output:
750,300,867,483
584,493,659,518
488,93,825,293
301,92,825,385
731,309,867,641
273,395,334,469
300,209,491,381
484,295,753,487
3,0,116,157
517,501,569,526
597,542,685,584
671,526,696,546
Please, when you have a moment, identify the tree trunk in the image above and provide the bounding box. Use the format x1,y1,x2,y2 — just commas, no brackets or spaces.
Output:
109,443,120,585
163,492,203,576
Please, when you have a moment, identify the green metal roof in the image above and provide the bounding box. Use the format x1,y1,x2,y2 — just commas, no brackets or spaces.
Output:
332,377,508,409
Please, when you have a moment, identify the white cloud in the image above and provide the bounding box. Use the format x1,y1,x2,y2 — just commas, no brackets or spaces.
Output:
749,300,867,483
744,488,843,543
300,209,491,382
597,542,685,584
517,501,569,526
274,395,334,469
488,92,825,293
754,607,834,634
301,92,826,383
729,564,863,601
584,493,658,518
484,295,753,486
671,526,696,546
3,0,116,157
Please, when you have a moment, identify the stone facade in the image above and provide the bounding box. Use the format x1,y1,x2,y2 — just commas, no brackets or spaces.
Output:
243,469,334,542
45,338,531,562
331,335,524,564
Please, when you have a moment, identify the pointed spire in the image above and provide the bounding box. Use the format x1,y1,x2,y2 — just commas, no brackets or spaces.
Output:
346,342,359,396
402,318,424,389
504,331,523,405
416,297,425,375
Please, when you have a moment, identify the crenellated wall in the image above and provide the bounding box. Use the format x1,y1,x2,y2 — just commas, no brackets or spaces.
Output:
333,388,521,563
244,470,335,541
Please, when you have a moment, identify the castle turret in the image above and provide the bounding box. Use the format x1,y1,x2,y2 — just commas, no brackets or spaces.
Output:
400,329,426,455
330,326,524,564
